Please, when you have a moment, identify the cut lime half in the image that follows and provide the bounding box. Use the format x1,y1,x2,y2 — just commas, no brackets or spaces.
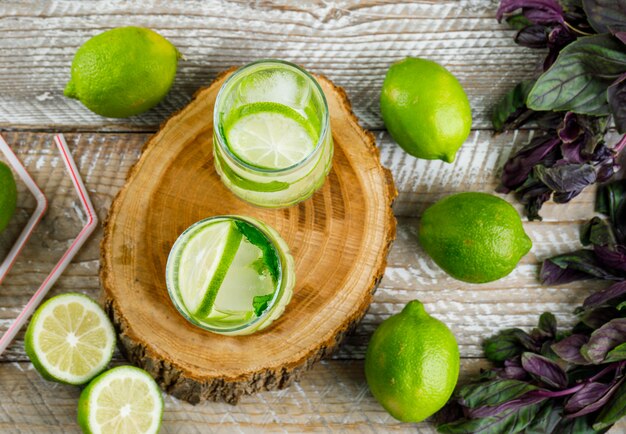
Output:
77,365,163,434
24,293,116,385
175,220,243,318
224,102,317,170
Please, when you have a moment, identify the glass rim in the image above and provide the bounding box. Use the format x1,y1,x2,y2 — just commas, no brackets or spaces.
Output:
213,59,330,174
165,215,284,334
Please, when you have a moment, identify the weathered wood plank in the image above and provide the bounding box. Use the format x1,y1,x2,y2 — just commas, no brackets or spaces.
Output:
2,360,625,433
0,0,542,131
1,130,619,225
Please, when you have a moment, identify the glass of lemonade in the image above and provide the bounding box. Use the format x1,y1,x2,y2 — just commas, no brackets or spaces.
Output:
213,60,333,208
166,215,295,335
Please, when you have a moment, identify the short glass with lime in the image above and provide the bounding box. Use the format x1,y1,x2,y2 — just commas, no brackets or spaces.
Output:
213,60,333,208
165,215,295,335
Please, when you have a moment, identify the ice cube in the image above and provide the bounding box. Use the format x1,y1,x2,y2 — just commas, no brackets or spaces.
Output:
239,69,311,109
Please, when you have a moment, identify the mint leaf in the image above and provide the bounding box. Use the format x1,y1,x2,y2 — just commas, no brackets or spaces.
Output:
252,294,273,317
235,220,280,284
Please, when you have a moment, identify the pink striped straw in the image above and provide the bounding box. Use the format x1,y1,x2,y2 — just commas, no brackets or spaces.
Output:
0,134,48,285
0,134,98,356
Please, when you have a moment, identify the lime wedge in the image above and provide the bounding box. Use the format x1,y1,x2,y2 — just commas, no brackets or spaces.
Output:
24,293,116,385
176,220,243,318
77,365,163,434
224,102,317,170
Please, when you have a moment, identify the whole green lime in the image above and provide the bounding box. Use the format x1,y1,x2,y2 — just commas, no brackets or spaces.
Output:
419,192,532,283
64,26,180,118
380,57,472,163
365,300,460,423
0,161,17,232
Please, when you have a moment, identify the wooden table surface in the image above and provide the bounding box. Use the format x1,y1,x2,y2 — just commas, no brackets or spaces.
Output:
1,1,624,433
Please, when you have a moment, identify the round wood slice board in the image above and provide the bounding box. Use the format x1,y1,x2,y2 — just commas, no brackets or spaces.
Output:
100,69,397,404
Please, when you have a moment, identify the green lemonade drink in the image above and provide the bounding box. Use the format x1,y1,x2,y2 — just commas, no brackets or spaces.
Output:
166,216,295,335
213,60,333,208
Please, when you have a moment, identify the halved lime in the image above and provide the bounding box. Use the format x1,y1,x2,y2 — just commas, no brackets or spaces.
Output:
24,293,116,385
176,220,242,318
77,365,163,434
224,102,317,170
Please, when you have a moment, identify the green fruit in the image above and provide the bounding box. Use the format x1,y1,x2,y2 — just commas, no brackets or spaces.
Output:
365,300,460,423
0,161,17,232
380,57,472,163
64,26,180,118
419,192,532,284
24,293,116,385
77,365,163,434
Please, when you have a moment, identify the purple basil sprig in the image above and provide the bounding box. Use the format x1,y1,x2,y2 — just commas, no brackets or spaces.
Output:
493,0,626,221
438,312,626,433
541,180,626,285
498,114,620,221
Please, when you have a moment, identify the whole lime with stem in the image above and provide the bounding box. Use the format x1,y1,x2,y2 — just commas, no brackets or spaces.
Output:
380,57,472,163
0,161,17,233
64,26,180,118
365,300,460,423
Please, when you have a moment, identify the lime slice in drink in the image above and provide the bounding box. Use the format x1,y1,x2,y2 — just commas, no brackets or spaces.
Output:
77,365,163,434
24,293,116,385
177,220,242,318
224,102,317,170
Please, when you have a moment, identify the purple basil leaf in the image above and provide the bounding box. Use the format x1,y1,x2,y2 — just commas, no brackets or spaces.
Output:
521,352,569,388
492,79,536,132
608,72,626,134
458,379,539,408
540,250,620,285
525,401,563,434
497,357,529,380
540,256,592,285
437,401,544,434
483,328,540,363
534,163,597,195
582,0,626,34
594,245,626,274
500,135,561,191
497,0,565,25
564,381,618,417
545,25,579,70
584,281,626,309
605,342,626,362
617,32,626,45
538,311,557,338
581,318,626,363
467,392,545,418
552,334,591,365
580,216,616,247
559,413,611,433
578,306,622,330
596,180,626,244
594,377,626,431
506,13,534,30
527,34,626,116
558,112,584,143
516,24,549,48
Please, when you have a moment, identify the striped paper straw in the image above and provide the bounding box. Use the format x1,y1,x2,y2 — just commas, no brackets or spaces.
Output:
0,134,48,284
0,134,98,356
